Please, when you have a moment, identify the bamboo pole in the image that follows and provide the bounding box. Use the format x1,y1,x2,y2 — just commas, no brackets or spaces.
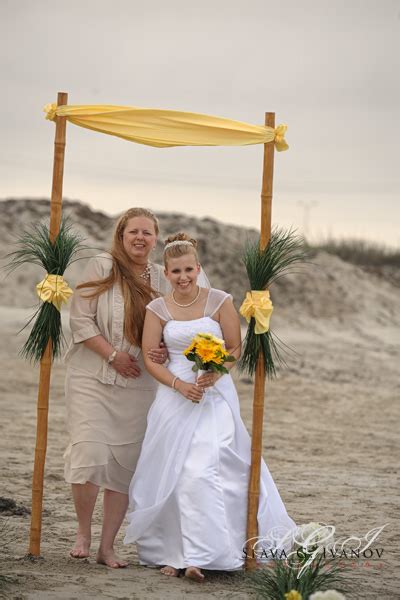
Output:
28,91,68,556
245,112,275,570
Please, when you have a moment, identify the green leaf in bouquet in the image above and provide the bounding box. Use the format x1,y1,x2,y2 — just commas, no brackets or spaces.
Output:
194,355,204,371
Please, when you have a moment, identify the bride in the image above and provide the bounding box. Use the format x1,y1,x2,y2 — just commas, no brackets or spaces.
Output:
124,233,296,581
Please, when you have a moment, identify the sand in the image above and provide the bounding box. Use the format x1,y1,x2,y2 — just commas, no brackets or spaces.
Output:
0,249,399,599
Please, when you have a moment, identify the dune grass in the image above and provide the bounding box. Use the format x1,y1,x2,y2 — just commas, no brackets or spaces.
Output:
307,238,400,268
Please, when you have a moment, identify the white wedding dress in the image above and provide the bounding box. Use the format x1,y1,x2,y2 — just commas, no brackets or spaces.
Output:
124,289,296,570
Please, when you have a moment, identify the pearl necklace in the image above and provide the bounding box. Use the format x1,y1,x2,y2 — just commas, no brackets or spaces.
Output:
172,286,201,308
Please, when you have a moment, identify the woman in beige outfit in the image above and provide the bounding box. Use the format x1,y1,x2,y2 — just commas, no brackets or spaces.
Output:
65,208,173,567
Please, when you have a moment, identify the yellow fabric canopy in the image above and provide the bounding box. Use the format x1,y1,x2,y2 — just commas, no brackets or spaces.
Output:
44,104,288,151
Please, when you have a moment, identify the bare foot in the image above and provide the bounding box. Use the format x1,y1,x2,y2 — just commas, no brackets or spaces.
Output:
160,565,179,577
69,532,91,559
185,566,205,582
96,549,128,568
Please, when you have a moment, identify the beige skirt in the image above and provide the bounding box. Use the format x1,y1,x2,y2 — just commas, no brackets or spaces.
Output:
64,366,157,494
64,441,143,494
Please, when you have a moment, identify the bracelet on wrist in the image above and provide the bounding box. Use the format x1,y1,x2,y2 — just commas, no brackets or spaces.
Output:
172,376,179,391
107,349,118,364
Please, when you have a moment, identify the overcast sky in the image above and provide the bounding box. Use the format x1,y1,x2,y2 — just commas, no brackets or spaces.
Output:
1,0,399,245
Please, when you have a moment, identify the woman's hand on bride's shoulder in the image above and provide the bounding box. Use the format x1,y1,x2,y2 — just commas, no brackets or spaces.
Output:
175,380,204,403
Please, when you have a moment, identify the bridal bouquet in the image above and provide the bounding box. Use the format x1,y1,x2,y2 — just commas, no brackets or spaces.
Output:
183,333,235,374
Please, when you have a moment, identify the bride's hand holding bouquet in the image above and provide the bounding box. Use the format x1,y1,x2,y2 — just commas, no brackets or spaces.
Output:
183,333,236,396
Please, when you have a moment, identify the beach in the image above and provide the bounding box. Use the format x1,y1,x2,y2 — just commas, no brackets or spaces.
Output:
0,203,399,598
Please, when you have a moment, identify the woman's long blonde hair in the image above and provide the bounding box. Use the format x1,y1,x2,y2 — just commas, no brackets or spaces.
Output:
78,208,159,347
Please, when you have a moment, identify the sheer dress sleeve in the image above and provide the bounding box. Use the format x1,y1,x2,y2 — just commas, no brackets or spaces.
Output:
146,297,172,322
204,288,233,318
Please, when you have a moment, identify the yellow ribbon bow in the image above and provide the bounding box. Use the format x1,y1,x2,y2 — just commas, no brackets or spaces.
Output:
44,103,57,121
36,274,73,311
239,290,273,334
274,124,289,151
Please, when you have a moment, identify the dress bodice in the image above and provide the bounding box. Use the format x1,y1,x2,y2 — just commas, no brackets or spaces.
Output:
146,289,232,383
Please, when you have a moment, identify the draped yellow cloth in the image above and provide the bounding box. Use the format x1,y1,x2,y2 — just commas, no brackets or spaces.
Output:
44,103,288,151
239,290,274,334
36,274,73,311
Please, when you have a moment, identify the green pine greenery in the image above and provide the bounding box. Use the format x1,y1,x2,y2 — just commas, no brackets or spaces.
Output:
4,219,87,362
239,228,307,378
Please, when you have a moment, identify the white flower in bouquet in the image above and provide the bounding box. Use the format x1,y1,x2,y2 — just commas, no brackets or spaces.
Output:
309,590,346,600
293,522,335,552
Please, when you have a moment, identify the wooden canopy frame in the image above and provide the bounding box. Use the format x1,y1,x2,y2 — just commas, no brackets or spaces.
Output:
29,91,277,570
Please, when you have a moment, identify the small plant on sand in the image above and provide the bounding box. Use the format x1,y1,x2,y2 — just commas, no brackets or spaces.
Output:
246,523,351,600
247,554,349,600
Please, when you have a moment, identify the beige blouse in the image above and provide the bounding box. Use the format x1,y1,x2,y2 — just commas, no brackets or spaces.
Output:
65,253,169,389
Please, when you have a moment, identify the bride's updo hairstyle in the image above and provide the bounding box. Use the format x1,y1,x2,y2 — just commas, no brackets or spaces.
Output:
163,232,199,268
